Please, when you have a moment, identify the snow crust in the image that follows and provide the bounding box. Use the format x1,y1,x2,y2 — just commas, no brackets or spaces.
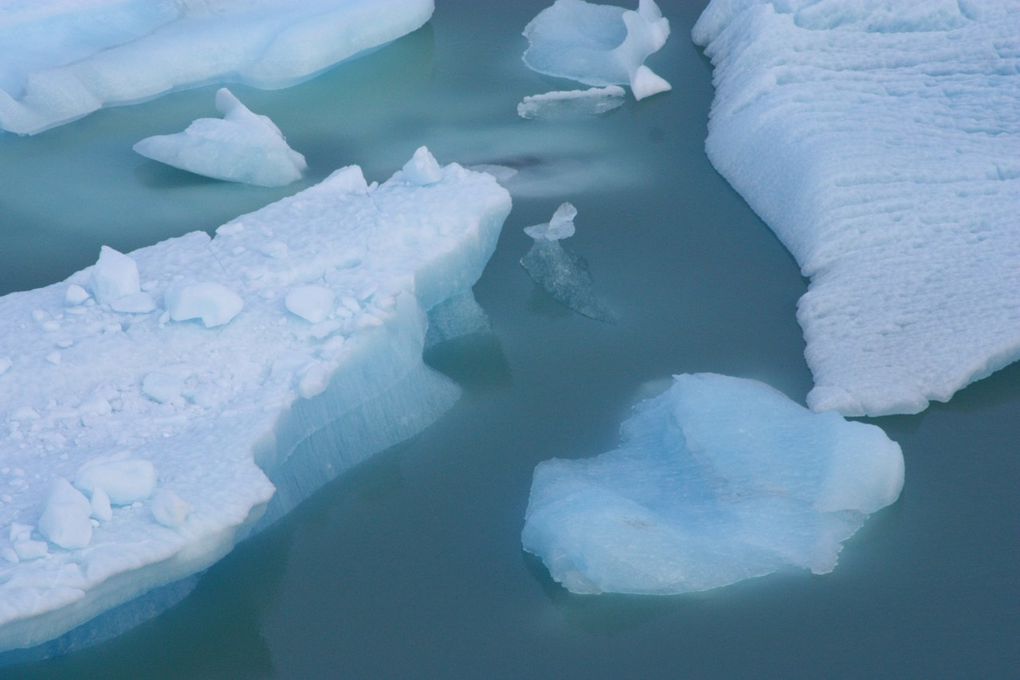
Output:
0,152,510,652
693,1,1020,416
133,88,307,187
523,0,672,101
0,0,435,135
517,86,626,120
523,373,904,595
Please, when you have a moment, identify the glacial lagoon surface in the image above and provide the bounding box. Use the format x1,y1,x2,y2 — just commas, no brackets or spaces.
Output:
1,0,1018,677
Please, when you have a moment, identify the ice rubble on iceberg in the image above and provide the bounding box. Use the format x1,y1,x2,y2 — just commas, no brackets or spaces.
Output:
523,373,904,595
693,1,1020,416
133,88,307,188
0,149,511,653
523,0,672,101
0,0,435,135
517,86,626,120
521,203,614,322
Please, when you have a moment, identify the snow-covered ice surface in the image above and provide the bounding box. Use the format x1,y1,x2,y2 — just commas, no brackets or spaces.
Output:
693,0,1020,416
521,203,614,322
523,373,905,595
523,0,672,101
517,86,626,120
133,88,307,187
0,150,510,653
0,0,435,135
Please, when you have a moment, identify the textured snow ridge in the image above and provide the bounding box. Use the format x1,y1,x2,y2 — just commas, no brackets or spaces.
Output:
693,1,1020,416
0,0,435,135
523,0,672,101
523,373,904,595
133,88,307,187
0,152,511,653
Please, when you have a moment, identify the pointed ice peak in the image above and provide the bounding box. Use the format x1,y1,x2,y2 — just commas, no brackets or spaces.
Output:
402,146,443,186
524,202,577,241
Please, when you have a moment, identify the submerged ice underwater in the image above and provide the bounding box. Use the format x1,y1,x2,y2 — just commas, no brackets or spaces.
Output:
1,0,1018,677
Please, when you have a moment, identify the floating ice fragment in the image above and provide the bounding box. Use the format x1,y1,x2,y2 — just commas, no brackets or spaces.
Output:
38,479,93,550
133,88,307,187
401,146,443,186
285,285,335,324
75,458,157,506
521,203,613,322
518,86,626,120
151,490,190,528
524,202,577,241
166,282,244,328
523,374,905,595
90,246,140,305
692,0,1020,415
523,0,671,100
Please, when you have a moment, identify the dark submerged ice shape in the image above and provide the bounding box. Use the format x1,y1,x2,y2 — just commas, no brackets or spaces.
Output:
520,203,615,323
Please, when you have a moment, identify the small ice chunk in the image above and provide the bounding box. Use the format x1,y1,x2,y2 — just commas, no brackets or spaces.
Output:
90,487,113,522
522,0,672,101
151,490,191,528
14,539,48,561
523,374,905,595
298,363,331,399
133,88,307,188
630,64,672,100
142,373,184,404
285,285,335,324
65,284,90,306
110,292,156,314
90,246,141,305
38,478,93,550
75,458,157,506
80,396,112,417
468,164,519,183
524,202,577,241
166,282,244,328
517,86,626,120
401,146,443,186
45,352,62,365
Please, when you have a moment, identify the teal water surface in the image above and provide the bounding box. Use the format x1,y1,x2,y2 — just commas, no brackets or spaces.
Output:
2,1,1018,677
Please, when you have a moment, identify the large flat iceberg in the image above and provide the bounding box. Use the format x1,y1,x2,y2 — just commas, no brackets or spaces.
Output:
0,150,511,653
523,373,904,595
693,1,1020,416
0,0,435,135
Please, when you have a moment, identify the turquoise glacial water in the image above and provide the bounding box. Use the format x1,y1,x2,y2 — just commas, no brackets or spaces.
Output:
2,1,1018,677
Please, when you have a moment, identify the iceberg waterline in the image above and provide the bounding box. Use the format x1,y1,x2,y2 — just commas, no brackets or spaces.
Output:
523,373,905,595
0,151,511,652
0,0,435,135
693,0,1020,416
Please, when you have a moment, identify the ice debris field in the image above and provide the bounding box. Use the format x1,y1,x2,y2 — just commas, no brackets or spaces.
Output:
0,149,511,652
694,0,1020,416
134,88,307,188
0,0,435,135
523,374,905,595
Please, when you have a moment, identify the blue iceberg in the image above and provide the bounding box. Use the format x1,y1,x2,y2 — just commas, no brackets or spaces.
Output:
523,373,904,595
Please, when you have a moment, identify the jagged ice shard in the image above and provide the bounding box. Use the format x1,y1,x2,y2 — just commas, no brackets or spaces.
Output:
693,1,1020,416
522,374,904,596
0,0,435,135
0,149,511,653
133,88,307,188
523,0,672,101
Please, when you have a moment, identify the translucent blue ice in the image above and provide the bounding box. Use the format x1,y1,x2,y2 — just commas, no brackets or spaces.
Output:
523,374,904,595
